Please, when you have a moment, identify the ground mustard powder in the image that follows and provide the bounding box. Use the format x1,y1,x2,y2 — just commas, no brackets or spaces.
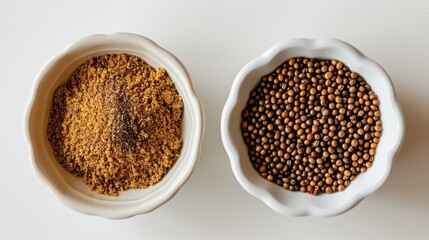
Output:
48,53,183,196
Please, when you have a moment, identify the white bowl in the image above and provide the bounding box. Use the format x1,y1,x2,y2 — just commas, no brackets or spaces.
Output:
221,38,404,216
24,33,204,219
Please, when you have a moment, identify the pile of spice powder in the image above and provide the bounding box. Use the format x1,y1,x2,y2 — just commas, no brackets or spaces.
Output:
48,53,184,196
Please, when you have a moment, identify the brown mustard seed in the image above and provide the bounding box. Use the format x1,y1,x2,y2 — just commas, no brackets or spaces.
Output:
47,53,184,196
241,57,382,195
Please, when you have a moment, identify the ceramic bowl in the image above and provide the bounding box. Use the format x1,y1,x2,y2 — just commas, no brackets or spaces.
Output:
221,38,404,216
24,33,204,219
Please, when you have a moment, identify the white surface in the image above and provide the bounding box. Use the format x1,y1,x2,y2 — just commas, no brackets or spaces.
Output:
1,0,428,239
221,38,404,216
25,33,203,219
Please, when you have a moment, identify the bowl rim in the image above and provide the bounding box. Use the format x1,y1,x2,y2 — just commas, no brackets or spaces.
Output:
23,32,204,219
221,38,405,216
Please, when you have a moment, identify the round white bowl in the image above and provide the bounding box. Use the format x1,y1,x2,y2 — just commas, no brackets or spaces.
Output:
24,33,204,219
221,38,404,216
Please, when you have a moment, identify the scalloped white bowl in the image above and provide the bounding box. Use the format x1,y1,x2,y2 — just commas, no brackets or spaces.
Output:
221,38,404,216
24,33,204,219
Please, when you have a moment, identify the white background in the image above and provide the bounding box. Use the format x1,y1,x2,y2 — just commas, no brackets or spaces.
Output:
1,0,428,239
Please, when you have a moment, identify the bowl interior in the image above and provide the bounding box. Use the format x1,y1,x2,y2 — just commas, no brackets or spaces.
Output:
27,35,201,216
224,39,403,216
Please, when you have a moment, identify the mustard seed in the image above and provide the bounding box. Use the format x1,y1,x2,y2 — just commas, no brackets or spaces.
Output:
325,71,333,79
325,177,333,185
241,57,382,195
